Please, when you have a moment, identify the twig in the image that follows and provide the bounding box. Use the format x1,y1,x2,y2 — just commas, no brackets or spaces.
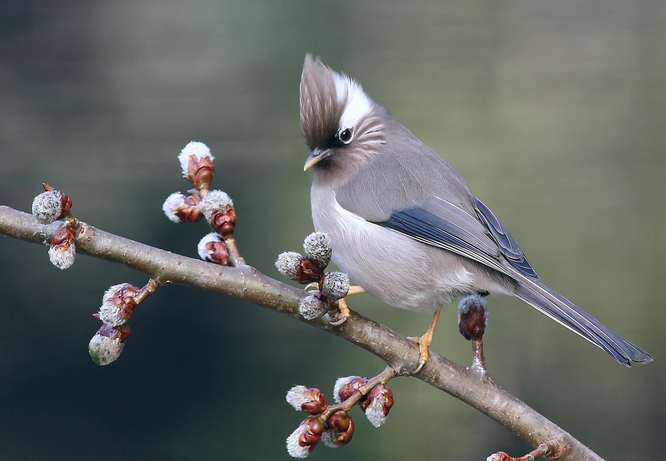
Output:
0,205,604,461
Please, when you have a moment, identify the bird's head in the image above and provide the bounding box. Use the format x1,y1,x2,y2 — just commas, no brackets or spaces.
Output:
300,54,386,179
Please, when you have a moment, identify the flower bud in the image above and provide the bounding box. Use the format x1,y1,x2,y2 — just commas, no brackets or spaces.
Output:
359,384,394,428
286,416,324,458
457,294,488,340
276,251,304,281
320,272,350,300
333,376,368,404
286,385,328,414
322,411,354,448
162,192,202,223
88,324,131,366
303,232,332,267
201,190,236,235
48,223,76,269
197,232,229,265
97,283,140,326
178,141,215,190
298,293,328,320
32,187,72,224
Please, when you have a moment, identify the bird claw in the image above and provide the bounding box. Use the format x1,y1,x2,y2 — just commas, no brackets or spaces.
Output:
329,297,351,326
408,334,431,373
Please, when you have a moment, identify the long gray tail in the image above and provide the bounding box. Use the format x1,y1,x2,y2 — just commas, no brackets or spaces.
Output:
514,278,653,367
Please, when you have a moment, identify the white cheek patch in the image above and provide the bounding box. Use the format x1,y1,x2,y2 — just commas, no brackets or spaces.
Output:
333,72,373,131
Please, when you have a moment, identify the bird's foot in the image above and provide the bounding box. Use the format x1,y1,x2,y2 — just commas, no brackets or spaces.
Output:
408,308,442,373
347,285,366,296
409,332,434,374
329,297,351,326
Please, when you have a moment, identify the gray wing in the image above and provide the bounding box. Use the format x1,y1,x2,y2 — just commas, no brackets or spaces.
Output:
334,152,538,281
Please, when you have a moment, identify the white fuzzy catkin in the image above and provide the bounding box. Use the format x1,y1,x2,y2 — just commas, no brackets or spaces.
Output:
286,421,312,458
457,294,488,325
98,283,133,326
320,272,350,300
48,243,75,270
298,294,328,320
32,190,64,224
302,232,332,266
200,190,233,222
162,192,187,223
364,394,388,428
197,232,224,261
285,385,310,411
275,251,303,281
88,333,124,366
178,141,214,178
332,376,357,404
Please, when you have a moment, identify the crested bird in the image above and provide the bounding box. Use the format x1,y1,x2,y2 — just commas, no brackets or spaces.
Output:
299,54,652,371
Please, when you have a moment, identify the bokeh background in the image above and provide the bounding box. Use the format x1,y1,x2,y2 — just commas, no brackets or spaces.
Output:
1,1,665,460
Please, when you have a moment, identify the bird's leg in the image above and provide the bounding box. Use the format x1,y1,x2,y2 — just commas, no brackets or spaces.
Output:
328,286,365,326
329,297,351,326
411,308,442,373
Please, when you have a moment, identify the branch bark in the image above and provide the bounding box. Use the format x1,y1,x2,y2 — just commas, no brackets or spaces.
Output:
0,205,603,461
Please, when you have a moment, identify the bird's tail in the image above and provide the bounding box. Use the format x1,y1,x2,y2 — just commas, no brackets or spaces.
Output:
513,278,653,367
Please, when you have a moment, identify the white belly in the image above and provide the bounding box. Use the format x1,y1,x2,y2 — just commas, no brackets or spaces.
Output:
311,187,488,312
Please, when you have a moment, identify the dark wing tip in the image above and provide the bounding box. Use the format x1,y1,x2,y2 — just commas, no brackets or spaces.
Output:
475,198,539,281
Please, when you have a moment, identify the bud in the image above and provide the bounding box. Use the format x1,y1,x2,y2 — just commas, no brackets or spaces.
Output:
97,283,140,326
48,223,76,269
359,384,394,428
286,385,328,414
178,141,215,190
298,293,328,320
88,324,131,365
333,376,368,404
303,232,332,267
31,187,72,224
457,294,488,340
286,416,324,458
276,251,304,281
197,232,229,265
201,190,236,235
320,272,350,300
296,258,325,284
162,192,202,223
321,411,354,448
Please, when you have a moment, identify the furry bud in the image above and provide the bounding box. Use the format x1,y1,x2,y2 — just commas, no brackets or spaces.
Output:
32,187,72,224
178,141,215,190
162,193,202,223
286,416,324,458
48,223,76,269
322,411,354,448
201,190,236,235
298,293,328,320
275,251,303,281
333,376,368,404
286,386,328,414
458,294,488,340
97,283,140,326
320,272,350,300
359,384,394,428
88,324,130,366
197,232,229,265
303,232,332,267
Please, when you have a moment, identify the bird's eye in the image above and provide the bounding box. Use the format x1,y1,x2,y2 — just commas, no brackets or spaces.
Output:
338,128,353,144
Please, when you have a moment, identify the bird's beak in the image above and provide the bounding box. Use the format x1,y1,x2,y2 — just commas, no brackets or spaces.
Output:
303,148,331,171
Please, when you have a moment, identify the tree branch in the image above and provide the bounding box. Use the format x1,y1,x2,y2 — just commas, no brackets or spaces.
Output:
0,205,603,461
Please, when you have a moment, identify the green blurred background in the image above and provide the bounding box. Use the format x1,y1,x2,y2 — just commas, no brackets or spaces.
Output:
1,1,664,459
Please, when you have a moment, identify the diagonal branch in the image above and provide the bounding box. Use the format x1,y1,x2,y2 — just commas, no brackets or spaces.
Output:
0,205,602,461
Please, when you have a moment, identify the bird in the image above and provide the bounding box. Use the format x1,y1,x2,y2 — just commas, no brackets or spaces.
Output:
299,54,652,370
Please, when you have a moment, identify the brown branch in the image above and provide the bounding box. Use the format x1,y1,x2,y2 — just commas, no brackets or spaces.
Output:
0,205,603,461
